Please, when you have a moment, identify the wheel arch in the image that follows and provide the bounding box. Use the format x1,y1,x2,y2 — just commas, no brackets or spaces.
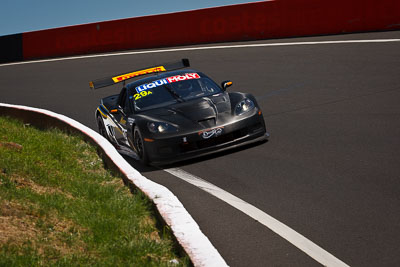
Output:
95,109,101,126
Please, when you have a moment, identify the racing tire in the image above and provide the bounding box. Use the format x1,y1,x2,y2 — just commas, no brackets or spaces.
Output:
133,126,149,165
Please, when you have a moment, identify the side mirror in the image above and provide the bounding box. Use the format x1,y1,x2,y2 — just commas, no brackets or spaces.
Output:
221,80,233,91
110,105,126,116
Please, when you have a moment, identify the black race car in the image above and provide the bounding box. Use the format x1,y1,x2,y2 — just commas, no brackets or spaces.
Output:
90,59,269,165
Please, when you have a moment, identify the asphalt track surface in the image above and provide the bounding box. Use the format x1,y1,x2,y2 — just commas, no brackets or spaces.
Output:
1,31,400,266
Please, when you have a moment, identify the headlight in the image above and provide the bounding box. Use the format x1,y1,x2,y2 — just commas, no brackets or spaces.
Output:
147,122,178,133
235,98,255,115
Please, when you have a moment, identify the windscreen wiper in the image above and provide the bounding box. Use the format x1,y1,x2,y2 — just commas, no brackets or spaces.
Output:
164,85,184,102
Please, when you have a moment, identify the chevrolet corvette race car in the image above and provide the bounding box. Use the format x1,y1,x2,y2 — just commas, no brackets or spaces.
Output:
90,59,269,165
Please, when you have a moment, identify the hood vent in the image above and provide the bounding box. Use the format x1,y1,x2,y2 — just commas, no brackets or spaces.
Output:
198,117,216,128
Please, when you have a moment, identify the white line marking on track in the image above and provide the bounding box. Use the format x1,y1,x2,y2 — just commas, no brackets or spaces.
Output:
1,38,399,67
164,167,350,267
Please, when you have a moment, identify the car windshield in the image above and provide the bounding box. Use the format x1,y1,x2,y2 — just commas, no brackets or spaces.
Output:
130,73,222,112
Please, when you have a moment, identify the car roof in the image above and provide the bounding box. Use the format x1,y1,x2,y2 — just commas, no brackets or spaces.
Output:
125,69,204,89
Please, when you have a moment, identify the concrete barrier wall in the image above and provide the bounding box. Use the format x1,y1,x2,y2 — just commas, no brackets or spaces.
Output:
1,0,400,63
0,34,23,63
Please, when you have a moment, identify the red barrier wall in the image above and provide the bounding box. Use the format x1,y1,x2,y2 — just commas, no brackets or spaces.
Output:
22,0,400,60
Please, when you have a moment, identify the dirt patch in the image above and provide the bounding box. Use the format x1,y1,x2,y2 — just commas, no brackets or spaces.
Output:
140,217,162,243
11,176,74,200
0,201,88,257
101,178,125,188
0,201,38,244
0,142,23,151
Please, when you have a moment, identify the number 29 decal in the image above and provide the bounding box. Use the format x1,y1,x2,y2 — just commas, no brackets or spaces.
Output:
133,90,153,101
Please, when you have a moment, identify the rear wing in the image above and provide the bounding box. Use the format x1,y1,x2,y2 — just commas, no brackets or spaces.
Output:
89,58,190,90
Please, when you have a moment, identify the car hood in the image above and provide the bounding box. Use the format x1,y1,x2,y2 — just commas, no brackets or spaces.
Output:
140,93,232,128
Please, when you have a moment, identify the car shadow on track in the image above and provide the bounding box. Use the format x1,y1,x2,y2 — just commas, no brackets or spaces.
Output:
122,139,268,173
121,155,159,173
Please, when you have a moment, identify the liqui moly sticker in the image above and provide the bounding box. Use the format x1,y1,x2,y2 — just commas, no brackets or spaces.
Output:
136,73,200,93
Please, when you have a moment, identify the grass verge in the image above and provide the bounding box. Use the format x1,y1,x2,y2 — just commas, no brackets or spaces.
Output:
0,116,190,266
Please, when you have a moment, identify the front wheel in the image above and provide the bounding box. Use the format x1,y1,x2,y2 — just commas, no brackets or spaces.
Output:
97,115,109,140
133,126,149,165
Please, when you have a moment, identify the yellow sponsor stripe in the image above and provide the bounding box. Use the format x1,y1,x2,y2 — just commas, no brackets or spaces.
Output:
112,66,166,83
101,104,108,110
97,108,107,119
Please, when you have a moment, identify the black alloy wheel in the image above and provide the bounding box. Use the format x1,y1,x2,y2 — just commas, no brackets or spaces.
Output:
134,126,149,165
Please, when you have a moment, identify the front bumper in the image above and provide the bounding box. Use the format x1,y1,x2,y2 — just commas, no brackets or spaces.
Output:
145,111,268,165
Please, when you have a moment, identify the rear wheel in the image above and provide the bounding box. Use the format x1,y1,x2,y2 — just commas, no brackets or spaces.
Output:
133,126,149,165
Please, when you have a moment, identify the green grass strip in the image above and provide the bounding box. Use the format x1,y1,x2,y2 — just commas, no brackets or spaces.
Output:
0,116,190,266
